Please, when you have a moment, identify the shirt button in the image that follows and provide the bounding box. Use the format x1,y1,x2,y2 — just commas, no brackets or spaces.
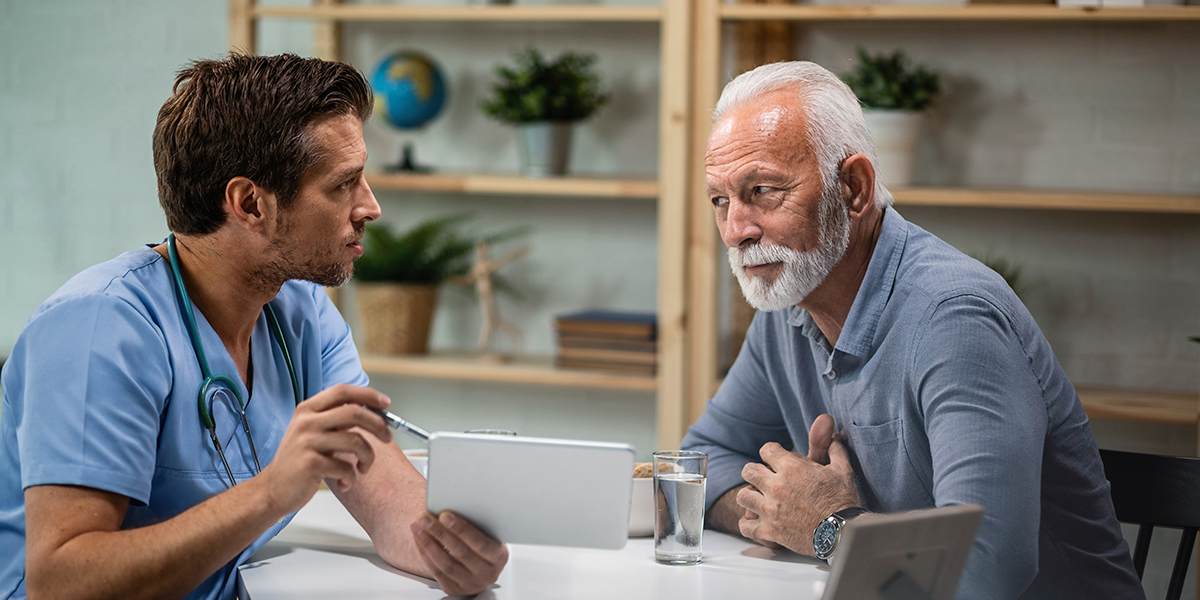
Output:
826,370,836,379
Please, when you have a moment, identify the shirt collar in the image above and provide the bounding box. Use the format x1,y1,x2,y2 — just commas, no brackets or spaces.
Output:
835,205,908,358
786,205,908,358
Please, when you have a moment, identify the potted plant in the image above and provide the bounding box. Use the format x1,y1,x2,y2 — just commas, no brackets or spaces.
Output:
354,216,528,355
841,47,941,187
480,47,610,177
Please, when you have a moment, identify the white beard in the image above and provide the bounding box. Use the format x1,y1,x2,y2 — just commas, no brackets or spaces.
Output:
728,185,851,312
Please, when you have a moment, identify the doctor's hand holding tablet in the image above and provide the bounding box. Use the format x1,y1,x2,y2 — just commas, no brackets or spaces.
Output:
273,386,510,597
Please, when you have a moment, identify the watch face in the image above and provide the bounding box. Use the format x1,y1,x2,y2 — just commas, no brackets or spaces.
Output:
813,520,837,557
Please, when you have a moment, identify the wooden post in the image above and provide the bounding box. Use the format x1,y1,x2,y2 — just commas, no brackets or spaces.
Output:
656,0,694,450
313,0,342,61
762,0,794,65
686,0,724,429
734,0,794,76
229,0,256,55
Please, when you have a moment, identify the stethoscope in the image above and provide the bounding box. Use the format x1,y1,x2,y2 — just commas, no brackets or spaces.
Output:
166,233,303,488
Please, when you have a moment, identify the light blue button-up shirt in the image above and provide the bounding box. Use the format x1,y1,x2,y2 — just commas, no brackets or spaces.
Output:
683,207,1143,599
0,245,368,600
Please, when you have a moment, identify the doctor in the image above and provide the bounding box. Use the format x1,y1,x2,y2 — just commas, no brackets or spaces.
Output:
0,53,507,600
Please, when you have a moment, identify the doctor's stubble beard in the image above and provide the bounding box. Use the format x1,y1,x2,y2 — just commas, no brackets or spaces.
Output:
251,222,366,291
728,180,851,312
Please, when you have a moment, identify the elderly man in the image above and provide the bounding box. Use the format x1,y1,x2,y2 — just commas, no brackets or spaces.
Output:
0,54,506,600
682,61,1143,599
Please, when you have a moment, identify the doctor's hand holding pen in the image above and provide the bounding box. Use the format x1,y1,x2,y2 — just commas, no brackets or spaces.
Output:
257,383,394,515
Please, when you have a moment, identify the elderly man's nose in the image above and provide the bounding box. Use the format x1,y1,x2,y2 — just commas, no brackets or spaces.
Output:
722,199,761,248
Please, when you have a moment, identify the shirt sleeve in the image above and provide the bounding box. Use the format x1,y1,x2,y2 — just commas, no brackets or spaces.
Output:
312,285,368,389
912,294,1048,600
17,294,171,505
681,313,793,511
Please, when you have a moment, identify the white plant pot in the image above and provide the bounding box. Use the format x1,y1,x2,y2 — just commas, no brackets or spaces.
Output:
863,109,924,188
517,122,573,178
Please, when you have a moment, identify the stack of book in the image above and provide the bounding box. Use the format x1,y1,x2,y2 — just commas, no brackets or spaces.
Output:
554,310,657,376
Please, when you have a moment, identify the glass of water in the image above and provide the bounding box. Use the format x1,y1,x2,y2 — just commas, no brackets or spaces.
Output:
653,450,707,565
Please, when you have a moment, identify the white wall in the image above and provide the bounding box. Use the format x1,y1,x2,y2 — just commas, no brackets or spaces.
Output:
0,0,228,351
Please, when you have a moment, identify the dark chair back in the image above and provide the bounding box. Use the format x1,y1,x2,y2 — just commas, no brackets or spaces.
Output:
1100,449,1200,600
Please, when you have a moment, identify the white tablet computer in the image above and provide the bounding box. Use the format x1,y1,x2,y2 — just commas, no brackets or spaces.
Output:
823,504,984,600
425,432,636,550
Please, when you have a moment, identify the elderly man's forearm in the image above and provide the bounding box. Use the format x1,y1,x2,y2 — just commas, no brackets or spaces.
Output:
706,486,748,536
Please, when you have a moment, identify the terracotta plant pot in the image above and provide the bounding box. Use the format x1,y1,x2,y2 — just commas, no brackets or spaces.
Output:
356,282,438,355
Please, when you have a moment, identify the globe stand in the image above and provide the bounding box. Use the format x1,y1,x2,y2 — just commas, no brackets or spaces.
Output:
385,142,433,174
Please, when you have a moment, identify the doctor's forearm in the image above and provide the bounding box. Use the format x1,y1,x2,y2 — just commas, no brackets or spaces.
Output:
24,479,293,600
331,435,434,578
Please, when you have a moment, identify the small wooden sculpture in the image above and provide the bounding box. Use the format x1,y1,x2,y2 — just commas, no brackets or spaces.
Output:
453,241,529,358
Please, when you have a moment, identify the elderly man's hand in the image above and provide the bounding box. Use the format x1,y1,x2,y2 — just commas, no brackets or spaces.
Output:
736,414,861,556
410,510,508,596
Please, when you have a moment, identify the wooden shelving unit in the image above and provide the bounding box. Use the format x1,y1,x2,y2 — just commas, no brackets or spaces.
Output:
236,0,1198,448
253,4,663,23
1077,386,1200,425
366,172,658,200
719,4,1200,22
361,352,657,392
891,188,1200,213
233,0,695,448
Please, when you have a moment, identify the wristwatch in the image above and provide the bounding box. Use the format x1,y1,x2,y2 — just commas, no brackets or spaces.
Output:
813,507,868,561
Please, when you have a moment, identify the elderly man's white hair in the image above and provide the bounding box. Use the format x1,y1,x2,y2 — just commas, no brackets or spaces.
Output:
713,61,894,209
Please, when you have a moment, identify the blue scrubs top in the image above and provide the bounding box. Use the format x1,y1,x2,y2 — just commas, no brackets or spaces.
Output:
0,245,369,600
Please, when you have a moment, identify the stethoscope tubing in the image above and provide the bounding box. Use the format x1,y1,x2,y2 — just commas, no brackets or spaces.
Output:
166,233,301,487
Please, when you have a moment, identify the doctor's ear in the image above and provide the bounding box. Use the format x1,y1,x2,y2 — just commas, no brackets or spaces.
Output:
838,154,876,218
224,176,276,232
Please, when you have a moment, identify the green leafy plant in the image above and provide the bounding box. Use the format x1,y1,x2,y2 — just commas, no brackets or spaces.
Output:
841,47,941,111
480,47,610,124
972,252,1028,300
355,215,527,285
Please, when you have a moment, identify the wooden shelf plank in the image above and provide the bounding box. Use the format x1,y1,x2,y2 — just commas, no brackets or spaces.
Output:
1077,385,1198,425
361,352,658,392
891,187,1200,213
366,172,659,199
720,4,1200,22
710,380,1197,424
255,4,662,23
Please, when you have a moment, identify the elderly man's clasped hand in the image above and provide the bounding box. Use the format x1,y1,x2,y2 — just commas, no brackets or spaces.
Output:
736,414,862,556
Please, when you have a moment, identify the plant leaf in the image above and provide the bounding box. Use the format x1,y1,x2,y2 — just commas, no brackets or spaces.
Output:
841,46,941,111
480,47,610,124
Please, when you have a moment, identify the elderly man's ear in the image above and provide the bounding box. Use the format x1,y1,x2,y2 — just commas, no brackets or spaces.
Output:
838,154,876,218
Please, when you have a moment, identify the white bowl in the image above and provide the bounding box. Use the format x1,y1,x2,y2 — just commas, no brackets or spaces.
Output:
629,477,654,537
404,449,428,478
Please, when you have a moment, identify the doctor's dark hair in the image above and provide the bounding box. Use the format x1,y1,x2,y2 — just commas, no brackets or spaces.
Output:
153,53,373,235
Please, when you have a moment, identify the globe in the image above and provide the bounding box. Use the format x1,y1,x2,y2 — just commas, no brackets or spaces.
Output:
371,51,447,131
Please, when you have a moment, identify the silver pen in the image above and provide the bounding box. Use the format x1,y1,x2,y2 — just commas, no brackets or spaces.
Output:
369,407,430,443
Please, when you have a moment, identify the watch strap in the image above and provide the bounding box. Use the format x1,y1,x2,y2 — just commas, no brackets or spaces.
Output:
833,506,868,522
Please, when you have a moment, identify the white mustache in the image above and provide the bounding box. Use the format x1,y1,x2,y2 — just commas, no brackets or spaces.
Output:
729,244,805,270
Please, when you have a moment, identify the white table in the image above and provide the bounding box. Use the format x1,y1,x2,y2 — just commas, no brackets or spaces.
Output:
239,490,829,599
